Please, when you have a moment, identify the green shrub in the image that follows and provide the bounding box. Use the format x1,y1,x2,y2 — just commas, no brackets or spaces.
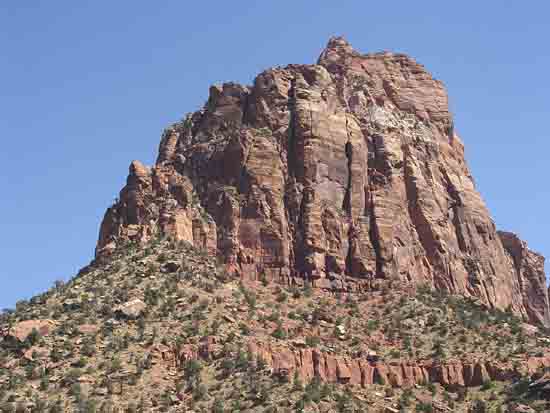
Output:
303,376,322,403
367,319,379,332
416,402,434,412
63,368,82,386
184,359,203,379
69,382,82,398
471,399,487,413
306,336,320,347
480,380,495,391
74,356,88,368
235,350,249,370
292,371,303,392
276,291,288,303
193,383,208,400
272,323,287,340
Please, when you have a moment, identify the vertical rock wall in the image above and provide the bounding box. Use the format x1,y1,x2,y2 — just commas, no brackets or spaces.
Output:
95,37,549,326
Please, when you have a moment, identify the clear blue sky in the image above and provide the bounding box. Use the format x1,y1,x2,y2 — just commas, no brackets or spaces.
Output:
1,2,549,309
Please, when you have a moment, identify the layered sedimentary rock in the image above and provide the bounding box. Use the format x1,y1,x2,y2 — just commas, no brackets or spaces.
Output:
499,232,550,327
153,337,550,389
96,37,549,326
245,340,523,388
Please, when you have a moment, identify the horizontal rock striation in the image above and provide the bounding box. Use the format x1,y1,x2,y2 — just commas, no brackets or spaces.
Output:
95,37,549,326
153,337,550,389
246,340,523,388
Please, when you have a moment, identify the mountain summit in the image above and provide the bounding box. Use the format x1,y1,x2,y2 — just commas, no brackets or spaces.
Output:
4,38,550,412
96,37,549,327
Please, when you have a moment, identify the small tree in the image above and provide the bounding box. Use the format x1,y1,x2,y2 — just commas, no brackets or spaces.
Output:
292,371,303,392
471,399,487,413
304,377,321,403
26,328,41,346
213,398,224,413
235,350,249,370
272,321,287,340
184,359,203,380
193,383,208,401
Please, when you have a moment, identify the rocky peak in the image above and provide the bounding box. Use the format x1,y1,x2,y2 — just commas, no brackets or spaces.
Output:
499,231,550,327
95,37,549,327
317,36,357,68
128,160,151,185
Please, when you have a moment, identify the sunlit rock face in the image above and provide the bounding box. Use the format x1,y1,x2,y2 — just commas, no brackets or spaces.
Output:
96,37,549,327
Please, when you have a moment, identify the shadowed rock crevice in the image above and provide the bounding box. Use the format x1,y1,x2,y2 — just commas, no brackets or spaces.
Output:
443,171,468,254
402,147,442,282
342,140,353,215
367,194,384,279
284,77,305,277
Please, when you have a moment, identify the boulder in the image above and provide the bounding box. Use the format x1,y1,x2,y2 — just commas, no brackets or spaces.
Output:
78,324,100,335
7,319,55,342
115,299,146,319
509,404,536,413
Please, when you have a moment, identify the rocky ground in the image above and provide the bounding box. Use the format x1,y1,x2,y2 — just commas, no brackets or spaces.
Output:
1,237,550,412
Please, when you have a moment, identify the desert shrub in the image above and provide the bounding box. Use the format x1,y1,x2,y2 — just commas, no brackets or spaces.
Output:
276,291,288,303
69,382,82,398
399,388,413,407
193,383,208,401
303,377,322,403
306,336,320,347
471,399,487,413
74,356,88,368
367,319,379,332
213,398,225,413
221,358,235,377
272,322,287,340
235,350,249,370
292,371,303,392
481,380,495,391
416,402,434,412
63,368,82,386
184,359,203,380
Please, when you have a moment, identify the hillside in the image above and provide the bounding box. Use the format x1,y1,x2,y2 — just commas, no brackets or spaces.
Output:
2,37,550,412
2,238,550,412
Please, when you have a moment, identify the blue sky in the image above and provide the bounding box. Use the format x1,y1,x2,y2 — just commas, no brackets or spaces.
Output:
1,2,549,309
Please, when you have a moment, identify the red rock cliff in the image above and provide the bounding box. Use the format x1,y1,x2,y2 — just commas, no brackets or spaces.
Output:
95,37,549,326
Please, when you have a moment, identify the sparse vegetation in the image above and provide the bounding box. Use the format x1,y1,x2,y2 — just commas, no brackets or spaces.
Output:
0,237,548,411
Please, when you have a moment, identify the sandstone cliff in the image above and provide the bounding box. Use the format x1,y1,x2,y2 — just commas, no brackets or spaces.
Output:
96,37,549,326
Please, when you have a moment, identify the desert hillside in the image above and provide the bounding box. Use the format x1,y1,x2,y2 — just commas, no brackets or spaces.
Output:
1,38,549,413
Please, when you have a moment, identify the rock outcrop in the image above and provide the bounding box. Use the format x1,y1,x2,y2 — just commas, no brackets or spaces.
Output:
153,337,550,389
246,340,550,389
246,340,504,388
498,231,550,327
95,37,549,326
2,319,56,342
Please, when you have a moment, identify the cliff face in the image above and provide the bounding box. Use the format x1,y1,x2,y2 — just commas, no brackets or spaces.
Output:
96,37,549,326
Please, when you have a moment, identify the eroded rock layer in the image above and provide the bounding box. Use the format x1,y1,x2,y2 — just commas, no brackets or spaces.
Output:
96,37,549,326
155,337,550,389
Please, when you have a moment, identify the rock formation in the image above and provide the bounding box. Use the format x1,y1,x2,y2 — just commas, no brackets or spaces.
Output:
245,339,520,388
153,336,550,390
95,37,549,326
